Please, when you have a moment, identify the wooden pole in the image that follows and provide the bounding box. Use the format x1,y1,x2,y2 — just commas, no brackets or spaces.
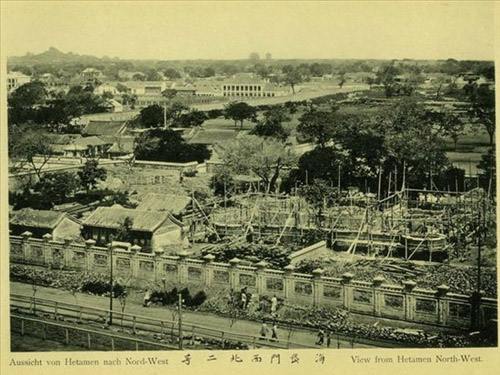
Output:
377,165,382,201
337,164,341,192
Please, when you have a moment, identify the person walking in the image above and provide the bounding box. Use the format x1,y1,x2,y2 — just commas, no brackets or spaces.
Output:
270,295,278,316
271,322,279,342
326,330,331,348
241,291,247,310
260,321,269,340
316,328,325,345
143,289,151,307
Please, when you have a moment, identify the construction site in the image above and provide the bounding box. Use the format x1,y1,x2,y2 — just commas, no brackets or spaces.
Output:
192,185,494,264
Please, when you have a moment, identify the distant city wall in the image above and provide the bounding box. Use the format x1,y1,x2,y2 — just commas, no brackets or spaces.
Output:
9,234,496,330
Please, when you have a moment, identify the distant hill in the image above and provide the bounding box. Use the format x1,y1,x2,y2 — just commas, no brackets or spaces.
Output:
8,47,115,65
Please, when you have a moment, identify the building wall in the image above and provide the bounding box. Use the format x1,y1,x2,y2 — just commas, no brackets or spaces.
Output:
10,234,497,330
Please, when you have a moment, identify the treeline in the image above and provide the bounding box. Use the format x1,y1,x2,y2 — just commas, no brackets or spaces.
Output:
8,80,107,127
9,51,495,81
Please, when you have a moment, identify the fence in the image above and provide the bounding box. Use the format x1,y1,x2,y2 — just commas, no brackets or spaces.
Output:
11,314,178,351
10,295,312,349
10,234,497,330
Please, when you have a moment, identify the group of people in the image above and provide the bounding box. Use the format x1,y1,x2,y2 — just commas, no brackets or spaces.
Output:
260,321,279,341
316,328,332,347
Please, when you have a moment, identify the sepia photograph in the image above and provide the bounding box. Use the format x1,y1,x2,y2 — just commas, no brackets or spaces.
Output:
1,0,497,361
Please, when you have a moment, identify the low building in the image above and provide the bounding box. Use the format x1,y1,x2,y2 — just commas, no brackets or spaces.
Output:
10,208,81,240
103,136,135,158
221,74,290,98
63,136,112,158
82,206,188,252
7,71,31,92
122,81,172,95
104,99,124,113
94,83,119,96
81,68,103,83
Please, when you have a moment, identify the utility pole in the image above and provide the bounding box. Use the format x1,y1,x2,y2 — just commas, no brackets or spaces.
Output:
178,292,183,349
108,244,114,326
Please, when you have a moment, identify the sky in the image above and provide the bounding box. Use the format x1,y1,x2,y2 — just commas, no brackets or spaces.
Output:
1,1,496,61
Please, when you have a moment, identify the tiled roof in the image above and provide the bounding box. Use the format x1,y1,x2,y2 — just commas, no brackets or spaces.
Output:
137,193,191,215
10,208,65,229
83,207,178,232
72,136,110,147
84,120,126,136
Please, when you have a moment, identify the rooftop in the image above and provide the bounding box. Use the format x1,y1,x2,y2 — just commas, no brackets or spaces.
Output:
10,208,68,229
84,120,127,136
83,206,179,232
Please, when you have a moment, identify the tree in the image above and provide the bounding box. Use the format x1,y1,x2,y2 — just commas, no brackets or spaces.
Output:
134,128,211,163
135,104,164,128
176,109,207,128
338,72,346,88
477,147,496,194
35,172,80,207
250,107,291,142
469,85,495,147
165,102,189,125
224,102,256,129
282,65,302,94
114,217,134,243
220,135,297,193
8,81,48,124
10,131,54,179
164,68,182,79
78,158,107,193
433,109,465,151
376,62,401,98
295,146,348,184
297,109,340,148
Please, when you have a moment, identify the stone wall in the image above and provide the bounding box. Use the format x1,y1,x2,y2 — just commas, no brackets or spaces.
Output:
9,233,497,330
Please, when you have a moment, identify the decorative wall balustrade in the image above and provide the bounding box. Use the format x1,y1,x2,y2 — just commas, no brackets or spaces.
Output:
9,233,496,330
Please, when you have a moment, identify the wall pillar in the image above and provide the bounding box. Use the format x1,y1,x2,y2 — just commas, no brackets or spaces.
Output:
436,284,450,325
203,254,215,288
255,261,268,296
312,268,324,306
403,280,417,322
342,272,354,311
229,258,241,290
85,239,96,272
178,250,189,284
21,231,33,261
283,264,295,300
130,244,142,279
63,239,73,268
42,233,53,267
372,276,385,317
154,249,164,283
